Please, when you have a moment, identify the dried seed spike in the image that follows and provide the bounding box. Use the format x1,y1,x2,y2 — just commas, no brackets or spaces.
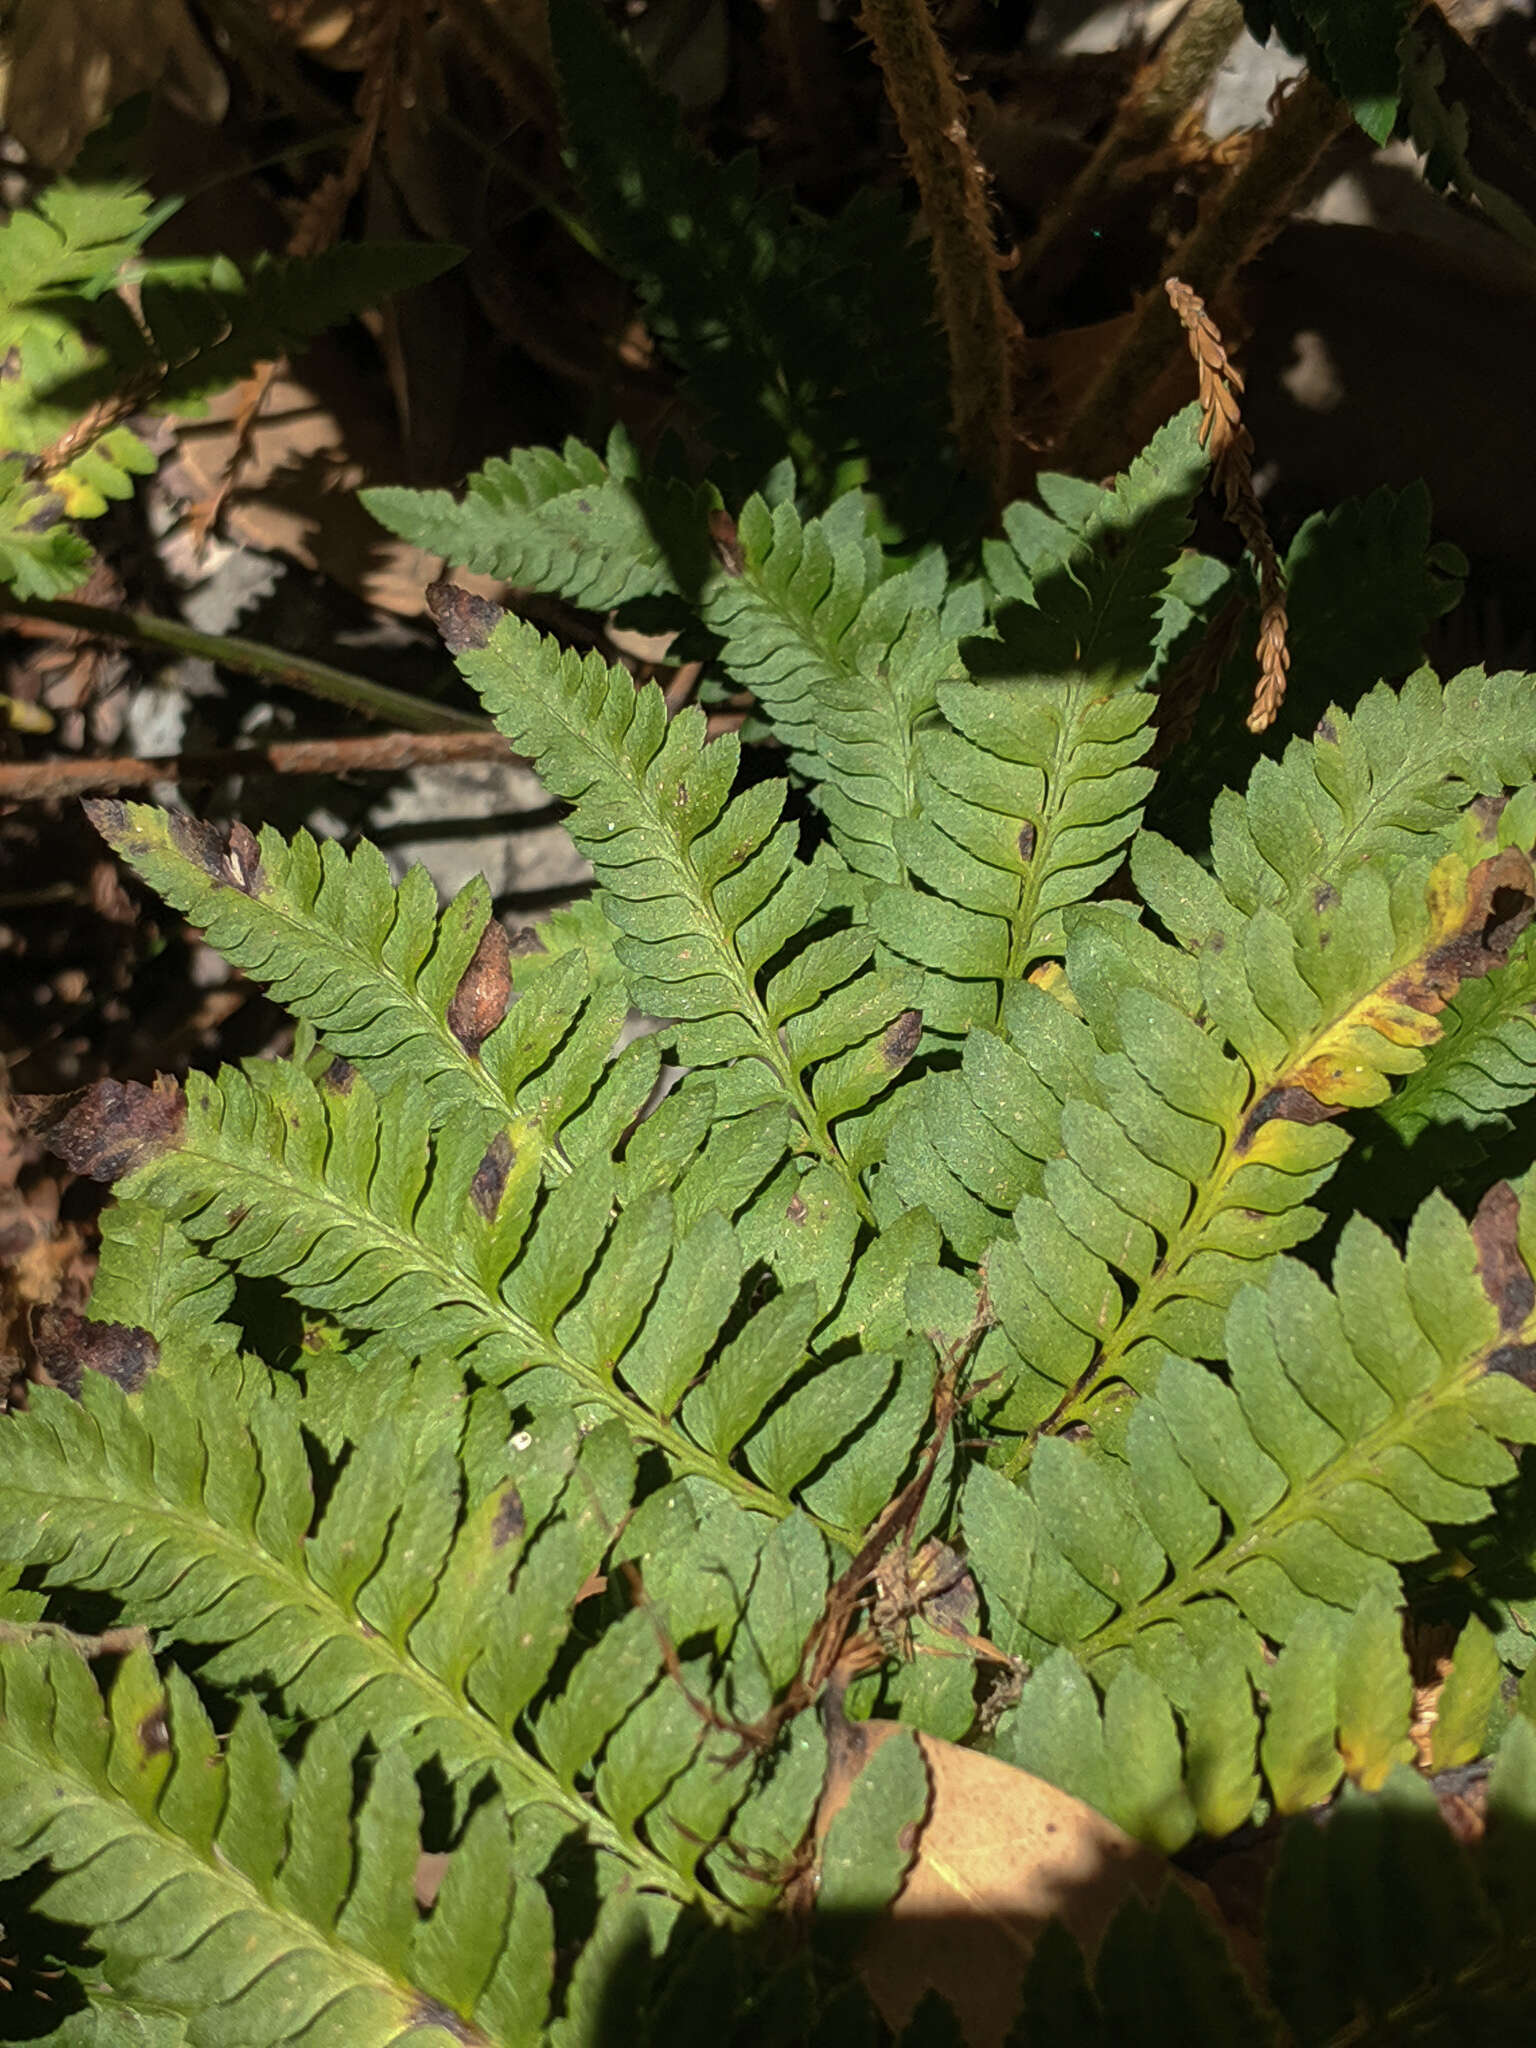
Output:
1165,276,1290,733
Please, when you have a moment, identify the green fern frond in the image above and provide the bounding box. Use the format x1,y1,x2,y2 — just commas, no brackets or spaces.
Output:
887,814,1532,1418
0,1638,575,2042
362,425,714,612
0,178,455,597
1376,925,1536,1145
1147,662,1536,930
902,777,1526,1429
870,409,1208,1018
699,492,980,885
0,1363,836,1916
970,1187,1536,1844
450,614,925,1215
79,1052,935,1533
86,1197,236,1357
85,800,632,1184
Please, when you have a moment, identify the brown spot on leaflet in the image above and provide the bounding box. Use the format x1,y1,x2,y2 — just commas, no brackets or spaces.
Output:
220,820,264,894
448,916,512,1057
470,1130,515,1218
1315,716,1338,744
1234,1084,1343,1153
1018,822,1036,862
786,1192,809,1225
492,1484,526,1549
138,1707,170,1756
406,1994,475,2041
883,1009,923,1070
426,579,506,654
15,1075,185,1182
1472,1182,1536,1337
321,1056,356,1094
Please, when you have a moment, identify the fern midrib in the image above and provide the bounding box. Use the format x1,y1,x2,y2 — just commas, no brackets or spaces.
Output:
1009,944,1443,1462
16,1479,722,1918
135,1138,829,1529
525,682,878,1226
1000,678,1106,989
1076,1310,1522,1666
0,1745,475,2040
723,568,922,887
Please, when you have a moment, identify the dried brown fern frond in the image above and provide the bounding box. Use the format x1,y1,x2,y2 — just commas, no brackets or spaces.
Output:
1165,274,1289,733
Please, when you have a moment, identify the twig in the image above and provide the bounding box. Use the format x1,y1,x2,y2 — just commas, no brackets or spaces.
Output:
858,0,1023,515
1018,0,1245,316
0,596,490,733
1165,277,1289,730
1056,68,1352,480
0,731,518,804
0,1618,149,1658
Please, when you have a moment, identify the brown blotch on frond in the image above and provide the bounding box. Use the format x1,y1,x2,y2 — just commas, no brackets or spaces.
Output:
1165,277,1289,734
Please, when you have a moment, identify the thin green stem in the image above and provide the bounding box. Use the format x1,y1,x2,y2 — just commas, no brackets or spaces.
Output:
4,596,491,734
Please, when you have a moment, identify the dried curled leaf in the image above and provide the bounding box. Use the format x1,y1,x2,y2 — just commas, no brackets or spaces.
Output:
0,0,227,169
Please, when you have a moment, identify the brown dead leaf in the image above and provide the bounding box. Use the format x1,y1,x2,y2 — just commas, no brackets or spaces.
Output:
816,1711,1215,2046
427,581,508,655
32,1304,158,1396
1471,1180,1536,1337
0,0,227,169
15,1075,185,1183
161,357,508,617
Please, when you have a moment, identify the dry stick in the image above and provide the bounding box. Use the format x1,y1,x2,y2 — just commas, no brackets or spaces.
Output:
0,731,518,804
1056,67,1352,482
1165,277,1289,731
1,595,492,733
1019,0,1245,314
858,0,1023,517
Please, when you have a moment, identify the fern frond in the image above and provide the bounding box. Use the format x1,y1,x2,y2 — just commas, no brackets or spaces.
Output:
451,614,925,1215
1376,925,1536,1144
970,1187,1536,1844
916,791,1534,1430
0,178,454,596
1149,665,1536,929
0,1368,843,1928
86,1196,236,1358
699,492,980,885
0,1639,569,2042
363,425,714,612
86,799,631,1185
871,410,1207,1016
78,1053,934,1533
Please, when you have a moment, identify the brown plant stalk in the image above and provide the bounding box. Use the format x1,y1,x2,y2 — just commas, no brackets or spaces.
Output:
1165,275,1289,732
858,0,1022,516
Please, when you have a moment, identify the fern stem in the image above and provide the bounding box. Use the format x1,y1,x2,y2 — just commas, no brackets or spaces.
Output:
1056,67,1351,481
1017,0,1245,321
857,0,1022,514
2,595,493,734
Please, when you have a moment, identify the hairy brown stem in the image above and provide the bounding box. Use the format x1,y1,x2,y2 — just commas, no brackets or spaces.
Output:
1019,0,1245,316
858,0,1022,515
1057,68,1351,480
